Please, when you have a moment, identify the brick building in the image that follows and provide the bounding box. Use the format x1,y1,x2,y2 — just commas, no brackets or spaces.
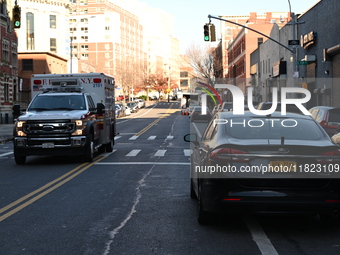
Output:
0,1,18,123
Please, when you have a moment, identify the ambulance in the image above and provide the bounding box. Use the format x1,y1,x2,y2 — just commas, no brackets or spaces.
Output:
13,73,117,164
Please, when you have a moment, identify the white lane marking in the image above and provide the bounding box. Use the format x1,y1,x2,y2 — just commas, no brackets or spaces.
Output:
126,149,141,157
243,216,279,255
192,122,202,138
166,136,174,140
95,162,190,165
128,136,139,140
0,152,13,157
114,136,122,140
147,136,156,140
184,149,191,157
154,150,166,157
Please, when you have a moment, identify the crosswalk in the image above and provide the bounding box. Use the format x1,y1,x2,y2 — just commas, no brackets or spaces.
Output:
107,148,191,158
115,135,175,141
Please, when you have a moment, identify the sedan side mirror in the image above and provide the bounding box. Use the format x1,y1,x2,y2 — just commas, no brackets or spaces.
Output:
183,133,199,146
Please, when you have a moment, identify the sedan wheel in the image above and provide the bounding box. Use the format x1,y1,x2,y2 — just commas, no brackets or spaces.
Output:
190,179,197,199
197,183,211,224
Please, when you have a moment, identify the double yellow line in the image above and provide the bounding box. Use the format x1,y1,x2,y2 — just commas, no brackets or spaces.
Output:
0,155,107,222
0,104,176,222
135,104,176,136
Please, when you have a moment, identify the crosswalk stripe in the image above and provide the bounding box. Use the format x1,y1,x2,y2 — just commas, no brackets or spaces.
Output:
147,136,156,140
184,149,191,156
128,136,139,140
154,150,166,156
126,149,141,156
114,136,122,140
166,136,174,140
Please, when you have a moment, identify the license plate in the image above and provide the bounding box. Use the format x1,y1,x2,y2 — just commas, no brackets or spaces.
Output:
42,142,54,148
269,161,296,172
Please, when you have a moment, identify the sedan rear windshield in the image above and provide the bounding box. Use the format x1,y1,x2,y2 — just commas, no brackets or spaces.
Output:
225,117,325,140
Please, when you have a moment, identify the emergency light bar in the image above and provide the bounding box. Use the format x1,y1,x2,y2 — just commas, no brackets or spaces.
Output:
41,86,84,93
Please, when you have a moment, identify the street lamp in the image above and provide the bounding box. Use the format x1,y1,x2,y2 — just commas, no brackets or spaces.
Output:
164,64,171,102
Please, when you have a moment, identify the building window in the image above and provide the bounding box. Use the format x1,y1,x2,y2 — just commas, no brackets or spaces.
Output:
50,38,56,52
4,83,9,102
50,15,56,29
22,59,33,71
105,26,110,30
12,44,18,67
2,40,9,62
81,18,89,24
81,36,88,42
81,45,88,51
80,8,88,14
180,71,188,78
81,54,89,59
26,12,35,50
81,27,88,33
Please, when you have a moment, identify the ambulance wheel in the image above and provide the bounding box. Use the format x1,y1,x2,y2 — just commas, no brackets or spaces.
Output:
14,148,26,165
105,140,113,152
84,133,94,162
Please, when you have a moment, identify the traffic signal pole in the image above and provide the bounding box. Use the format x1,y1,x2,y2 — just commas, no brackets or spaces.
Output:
207,14,294,53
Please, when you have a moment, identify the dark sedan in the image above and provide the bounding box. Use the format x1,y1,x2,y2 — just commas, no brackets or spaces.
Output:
184,111,340,225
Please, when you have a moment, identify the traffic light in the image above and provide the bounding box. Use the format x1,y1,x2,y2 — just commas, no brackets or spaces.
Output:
12,5,21,29
204,24,210,41
210,24,216,42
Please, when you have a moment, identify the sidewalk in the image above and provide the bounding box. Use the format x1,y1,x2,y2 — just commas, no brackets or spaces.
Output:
0,123,13,143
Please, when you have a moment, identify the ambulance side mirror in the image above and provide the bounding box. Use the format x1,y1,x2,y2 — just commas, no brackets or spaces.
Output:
96,103,105,114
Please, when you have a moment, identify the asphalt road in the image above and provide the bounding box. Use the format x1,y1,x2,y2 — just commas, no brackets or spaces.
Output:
0,102,340,255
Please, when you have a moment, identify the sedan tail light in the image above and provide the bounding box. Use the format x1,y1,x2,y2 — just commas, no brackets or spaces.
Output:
320,120,338,129
317,150,340,163
209,148,249,162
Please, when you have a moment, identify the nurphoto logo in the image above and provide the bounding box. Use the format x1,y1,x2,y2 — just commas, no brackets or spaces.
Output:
200,84,311,116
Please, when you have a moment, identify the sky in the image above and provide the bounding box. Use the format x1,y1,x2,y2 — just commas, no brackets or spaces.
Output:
139,0,320,54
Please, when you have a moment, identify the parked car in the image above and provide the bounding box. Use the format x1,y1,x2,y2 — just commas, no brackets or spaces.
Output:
257,102,304,114
116,103,126,117
127,102,138,113
309,106,340,136
150,95,158,101
135,99,145,108
114,105,123,118
124,106,131,116
184,111,340,225
190,106,212,122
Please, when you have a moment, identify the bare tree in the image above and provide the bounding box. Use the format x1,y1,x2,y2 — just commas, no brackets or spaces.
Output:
184,43,215,85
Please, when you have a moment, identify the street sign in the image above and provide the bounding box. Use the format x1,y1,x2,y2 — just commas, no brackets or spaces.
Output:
297,61,308,65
